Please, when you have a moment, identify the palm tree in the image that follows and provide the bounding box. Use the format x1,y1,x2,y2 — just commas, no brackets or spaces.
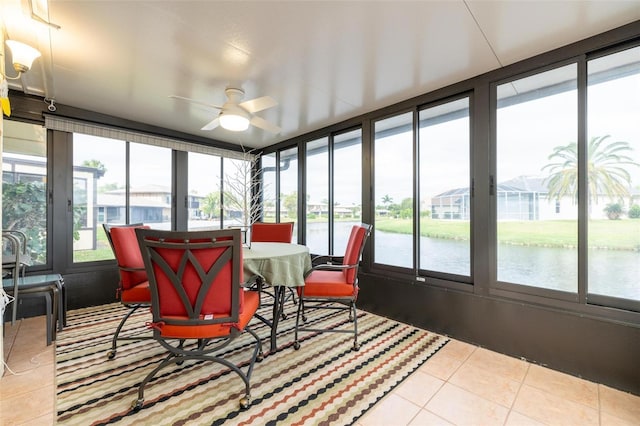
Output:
542,135,639,213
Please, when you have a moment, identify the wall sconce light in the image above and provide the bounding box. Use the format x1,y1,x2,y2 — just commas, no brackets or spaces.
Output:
5,40,42,78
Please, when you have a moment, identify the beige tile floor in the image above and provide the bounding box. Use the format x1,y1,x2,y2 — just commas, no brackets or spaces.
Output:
2,316,640,425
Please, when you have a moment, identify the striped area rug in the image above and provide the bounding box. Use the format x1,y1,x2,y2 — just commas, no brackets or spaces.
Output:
56,301,448,425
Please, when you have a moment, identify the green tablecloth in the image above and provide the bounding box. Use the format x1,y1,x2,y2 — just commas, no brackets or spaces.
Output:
243,242,312,287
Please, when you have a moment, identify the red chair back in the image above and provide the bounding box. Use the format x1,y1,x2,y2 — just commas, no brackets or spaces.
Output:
250,222,294,243
342,224,372,284
108,224,149,290
136,228,244,324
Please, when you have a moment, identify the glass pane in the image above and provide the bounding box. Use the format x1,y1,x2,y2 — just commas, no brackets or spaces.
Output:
334,129,362,255
280,147,298,242
2,121,48,266
306,137,329,255
374,112,414,268
222,157,253,229
419,98,470,276
73,134,126,262
587,47,640,301
188,152,222,230
261,153,277,223
496,65,578,291
129,142,172,229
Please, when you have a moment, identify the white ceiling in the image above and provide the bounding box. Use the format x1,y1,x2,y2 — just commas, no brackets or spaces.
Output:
2,1,640,149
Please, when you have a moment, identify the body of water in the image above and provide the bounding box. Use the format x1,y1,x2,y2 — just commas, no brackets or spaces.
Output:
307,222,639,301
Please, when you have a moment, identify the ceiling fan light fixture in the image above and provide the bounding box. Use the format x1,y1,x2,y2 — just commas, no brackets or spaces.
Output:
219,109,250,132
5,40,42,74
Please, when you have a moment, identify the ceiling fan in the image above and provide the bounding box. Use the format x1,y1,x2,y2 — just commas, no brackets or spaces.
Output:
170,87,281,134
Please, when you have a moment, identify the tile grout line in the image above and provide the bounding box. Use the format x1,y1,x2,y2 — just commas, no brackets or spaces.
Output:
597,383,602,426
393,371,449,425
504,361,532,425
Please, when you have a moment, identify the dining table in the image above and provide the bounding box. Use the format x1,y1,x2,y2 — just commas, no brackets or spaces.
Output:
243,242,312,353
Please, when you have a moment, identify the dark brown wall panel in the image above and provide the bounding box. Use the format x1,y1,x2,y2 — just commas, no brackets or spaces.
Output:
358,272,640,396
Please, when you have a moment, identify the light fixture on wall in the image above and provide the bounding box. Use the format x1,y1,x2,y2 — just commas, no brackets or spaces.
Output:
218,104,250,132
4,40,42,79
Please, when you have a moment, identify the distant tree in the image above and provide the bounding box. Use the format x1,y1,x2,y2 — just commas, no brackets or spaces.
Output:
283,192,298,219
98,182,121,193
399,197,413,219
201,192,221,218
2,181,47,263
82,159,107,177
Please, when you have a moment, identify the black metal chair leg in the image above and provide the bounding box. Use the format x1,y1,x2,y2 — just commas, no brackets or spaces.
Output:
107,305,141,359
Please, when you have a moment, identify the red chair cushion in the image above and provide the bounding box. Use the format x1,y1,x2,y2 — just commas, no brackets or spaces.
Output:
110,226,149,290
301,270,357,298
120,281,151,303
250,222,294,243
157,290,260,338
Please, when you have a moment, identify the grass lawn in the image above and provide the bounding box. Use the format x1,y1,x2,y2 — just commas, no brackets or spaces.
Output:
73,228,114,263
375,217,640,250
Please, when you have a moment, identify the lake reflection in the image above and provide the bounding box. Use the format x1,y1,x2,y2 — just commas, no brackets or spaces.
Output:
306,222,639,301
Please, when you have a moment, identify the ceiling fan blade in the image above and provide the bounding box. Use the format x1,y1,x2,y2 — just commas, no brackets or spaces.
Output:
169,95,222,110
201,117,220,131
250,115,281,134
240,96,277,113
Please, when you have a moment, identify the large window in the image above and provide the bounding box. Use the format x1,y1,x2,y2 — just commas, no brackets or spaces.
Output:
188,152,222,230
306,138,329,255
129,143,172,227
587,47,640,303
73,137,171,262
374,112,414,268
280,147,299,242
333,129,362,255
261,153,277,223
304,131,363,256
2,121,48,267
73,134,126,262
496,65,578,292
419,97,470,277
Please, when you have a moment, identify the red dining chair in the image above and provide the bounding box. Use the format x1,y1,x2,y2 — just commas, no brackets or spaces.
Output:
293,223,372,351
132,228,262,411
249,221,296,312
250,222,294,243
103,223,152,359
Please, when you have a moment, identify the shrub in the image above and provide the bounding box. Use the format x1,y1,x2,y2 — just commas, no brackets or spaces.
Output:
628,204,640,219
603,203,623,220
